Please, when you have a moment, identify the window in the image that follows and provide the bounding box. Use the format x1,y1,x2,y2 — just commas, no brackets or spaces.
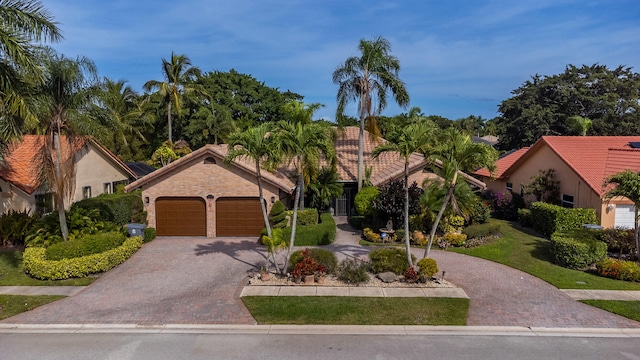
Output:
103,182,112,194
112,180,129,193
35,193,53,215
82,186,92,199
506,182,513,191
562,194,574,208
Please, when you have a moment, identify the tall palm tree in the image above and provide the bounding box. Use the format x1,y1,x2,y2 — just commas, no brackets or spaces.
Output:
603,170,640,262
307,166,343,212
36,52,100,240
372,121,437,266
225,122,282,271
333,36,409,191
566,115,592,136
94,78,150,156
0,0,61,144
423,128,498,258
275,120,336,273
143,52,201,143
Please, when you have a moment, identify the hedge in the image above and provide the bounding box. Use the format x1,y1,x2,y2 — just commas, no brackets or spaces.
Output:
45,231,126,260
530,202,597,236
280,212,336,246
144,227,156,243
296,208,318,226
549,229,607,269
71,192,146,226
23,236,143,280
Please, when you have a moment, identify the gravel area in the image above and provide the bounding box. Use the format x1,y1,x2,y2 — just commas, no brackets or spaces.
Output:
247,272,457,288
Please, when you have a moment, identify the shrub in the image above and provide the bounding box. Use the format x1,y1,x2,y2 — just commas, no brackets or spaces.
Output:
45,231,127,260
550,230,608,269
596,258,640,282
143,227,156,243
288,248,338,274
26,207,120,247
395,229,406,242
417,258,438,279
281,212,336,246
71,191,146,226
492,191,518,220
348,215,365,230
296,208,318,226
599,228,635,257
269,201,288,228
440,233,467,247
369,248,416,275
462,223,502,239
373,181,423,228
403,266,419,282
362,228,382,243
518,208,533,228
337,258,370,284
469,201,491,225
530,202,598,236
354,186,379,216
441,215,465,233
292,249,323,277
23,236,142,280
0,209,38,246
411,230,428,246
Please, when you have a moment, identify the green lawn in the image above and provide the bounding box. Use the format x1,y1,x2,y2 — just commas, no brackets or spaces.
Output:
580,300,640,322
0,295,65,320
450,219,640,290
242,296,468,325
0,248,94,286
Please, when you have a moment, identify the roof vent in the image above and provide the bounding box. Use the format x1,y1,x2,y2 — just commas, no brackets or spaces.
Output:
204,157,217,164
629,142,640,149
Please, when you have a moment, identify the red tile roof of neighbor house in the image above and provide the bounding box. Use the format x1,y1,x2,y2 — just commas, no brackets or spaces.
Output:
0,135,137,195
474,147,529,178
495,136,640,197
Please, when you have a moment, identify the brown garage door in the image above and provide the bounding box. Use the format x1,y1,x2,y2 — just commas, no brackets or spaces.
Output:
156,197,206,236
216,197,264,236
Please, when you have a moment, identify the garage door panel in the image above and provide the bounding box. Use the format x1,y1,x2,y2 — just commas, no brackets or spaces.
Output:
615,204,636,229
156,198,206,236
216,197,264,237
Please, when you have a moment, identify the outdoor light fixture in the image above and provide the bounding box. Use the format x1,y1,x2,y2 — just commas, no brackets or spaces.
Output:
271,196,275,204
207,194,214,200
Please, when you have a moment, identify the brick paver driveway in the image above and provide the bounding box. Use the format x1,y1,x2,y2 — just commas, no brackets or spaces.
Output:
3,237,266,325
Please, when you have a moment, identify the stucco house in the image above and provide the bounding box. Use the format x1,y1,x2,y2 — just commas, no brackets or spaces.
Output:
0,135,138,215
127,126,485,238
474,136,640,229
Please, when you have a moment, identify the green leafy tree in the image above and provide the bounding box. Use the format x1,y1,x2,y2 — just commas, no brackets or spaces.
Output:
524,168,561,205
0,0,61,144
274,120,335,273
143,52,202,143
372,121,436,266
603,170,640,262
566,115,592,136
333,36,410,191
423,128,498,258
307,166,343,211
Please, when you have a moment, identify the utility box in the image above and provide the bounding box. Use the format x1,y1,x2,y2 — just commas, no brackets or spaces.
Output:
582,224,603,230
126,223,146,240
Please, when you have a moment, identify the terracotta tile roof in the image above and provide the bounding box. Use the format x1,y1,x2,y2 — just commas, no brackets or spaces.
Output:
501,136,640,197
474,147,529,178
0,135,136,195
125,144,296,193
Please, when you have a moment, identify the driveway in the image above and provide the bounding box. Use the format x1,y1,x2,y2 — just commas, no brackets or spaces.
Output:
2,237,266,325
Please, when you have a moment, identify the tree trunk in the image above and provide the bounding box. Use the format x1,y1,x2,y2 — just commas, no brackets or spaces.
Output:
53,130,69,240
424,181,455,258
284,170,303,274
256,165,276,271
167,101,172,143
635,206,639,263
403,160,412,266
357,116,364,191
299,180,305,211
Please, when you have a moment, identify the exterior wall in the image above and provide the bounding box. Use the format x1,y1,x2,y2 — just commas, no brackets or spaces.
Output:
138,154,282,237
73,145,131,202
0,179,36,214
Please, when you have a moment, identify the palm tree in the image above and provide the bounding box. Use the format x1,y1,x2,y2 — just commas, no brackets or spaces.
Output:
94,78,150,156
275,120,335,273
333,36,409,191
566,115,592,136
372,121,437,266
0,0,61,144
143,52,201,143
603,170,640,262
423,128,498,258
36,52,100,240
307,166,343,212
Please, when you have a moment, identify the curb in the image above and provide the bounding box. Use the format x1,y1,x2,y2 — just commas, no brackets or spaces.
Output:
1,324,639,337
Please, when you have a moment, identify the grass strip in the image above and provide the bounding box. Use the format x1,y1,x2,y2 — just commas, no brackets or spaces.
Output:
0,249,94,286
0,295,65,320
243,296,468,325
580,300,640,322
450,219,640,290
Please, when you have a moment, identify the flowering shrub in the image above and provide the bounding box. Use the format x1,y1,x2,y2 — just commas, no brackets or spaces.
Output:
403,266,419,282
363,228,382,243
493,191,518,220
292,248,324,277
596,258,640,282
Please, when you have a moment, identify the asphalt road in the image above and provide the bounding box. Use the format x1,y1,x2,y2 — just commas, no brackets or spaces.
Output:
2,333,640,360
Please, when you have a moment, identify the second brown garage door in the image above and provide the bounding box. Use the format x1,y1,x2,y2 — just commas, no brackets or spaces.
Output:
216,197,264,236
156,197,206,236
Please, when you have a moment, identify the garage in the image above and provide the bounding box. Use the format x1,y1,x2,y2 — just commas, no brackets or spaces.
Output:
216,197,264,236
156,197,206,236
614,204,636,229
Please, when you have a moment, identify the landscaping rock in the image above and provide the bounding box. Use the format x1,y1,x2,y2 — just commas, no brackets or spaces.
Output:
377,272,397,283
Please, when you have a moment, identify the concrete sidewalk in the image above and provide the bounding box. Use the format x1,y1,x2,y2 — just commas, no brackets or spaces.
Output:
0,286,85,296
562,290,640,301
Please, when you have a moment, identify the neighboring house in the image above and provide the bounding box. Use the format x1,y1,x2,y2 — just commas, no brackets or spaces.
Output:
126,126,485,238
474,136,640,228
472,135,499,146
0,135,138,215
125,144,295,238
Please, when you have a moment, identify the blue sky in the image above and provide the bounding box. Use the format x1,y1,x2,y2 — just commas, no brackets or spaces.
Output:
45,0,640,122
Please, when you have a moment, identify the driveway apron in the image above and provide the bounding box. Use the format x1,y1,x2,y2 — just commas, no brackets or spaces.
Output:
2,237,266,325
